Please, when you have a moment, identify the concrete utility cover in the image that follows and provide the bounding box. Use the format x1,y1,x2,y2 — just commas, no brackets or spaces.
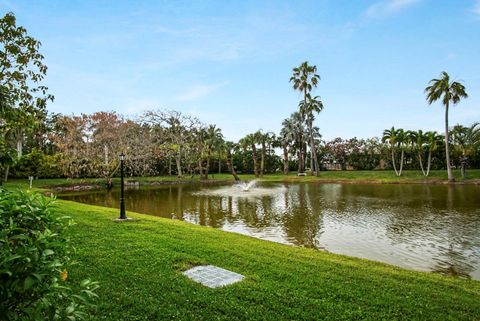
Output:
183,265,245,288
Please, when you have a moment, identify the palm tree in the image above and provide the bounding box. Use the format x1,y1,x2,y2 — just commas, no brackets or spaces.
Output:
255,130,273,177
451,123,480,178
299,94,324,176
204,125,223,179
407,130,427,176
382,127,399,176
224,141,240,181
424,131,443,177
382,127,407,176
282,112,306,173
265,131,275,173
280,118,295,175
239,133,259,177
290,61,321,175
395,129,407,176
425,71,468,182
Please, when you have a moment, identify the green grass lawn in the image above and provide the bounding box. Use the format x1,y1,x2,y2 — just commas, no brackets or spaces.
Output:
4,169,480,191
54,200,480,321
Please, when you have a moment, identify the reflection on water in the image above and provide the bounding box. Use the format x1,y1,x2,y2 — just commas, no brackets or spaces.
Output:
60,182,480,280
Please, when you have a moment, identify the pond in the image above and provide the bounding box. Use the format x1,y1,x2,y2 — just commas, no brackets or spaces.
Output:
60,182,480,280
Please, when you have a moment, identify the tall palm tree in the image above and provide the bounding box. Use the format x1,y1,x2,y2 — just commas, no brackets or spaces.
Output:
299,94,323,176
425,71,468,182
290,61,321,175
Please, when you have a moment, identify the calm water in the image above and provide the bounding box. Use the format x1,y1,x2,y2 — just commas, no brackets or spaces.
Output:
60,182,480,280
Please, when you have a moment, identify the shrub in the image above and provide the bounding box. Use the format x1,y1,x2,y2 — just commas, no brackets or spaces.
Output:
12,150,64,179
0,190,98,320
38,153,64,178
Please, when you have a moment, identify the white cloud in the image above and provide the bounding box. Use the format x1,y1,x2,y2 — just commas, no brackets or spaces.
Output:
176,83,225,102
365,0,421,18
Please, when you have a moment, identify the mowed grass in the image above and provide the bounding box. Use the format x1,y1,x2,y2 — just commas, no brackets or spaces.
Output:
55,200,480,321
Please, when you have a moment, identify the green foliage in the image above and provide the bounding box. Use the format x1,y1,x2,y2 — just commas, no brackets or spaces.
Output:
0,139,16,171
12,148,43,177
0,12,53,110
37,153,64,178
11,150,64,179
0,190,98,320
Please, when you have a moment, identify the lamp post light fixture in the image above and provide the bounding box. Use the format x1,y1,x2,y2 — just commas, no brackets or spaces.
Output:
115,152,132,222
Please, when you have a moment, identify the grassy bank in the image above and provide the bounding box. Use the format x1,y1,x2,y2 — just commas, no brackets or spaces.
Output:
4,169,480,191
55,200,479,320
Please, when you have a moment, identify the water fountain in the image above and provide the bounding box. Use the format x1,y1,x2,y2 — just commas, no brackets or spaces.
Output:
193,179,285,198
235,180,257,192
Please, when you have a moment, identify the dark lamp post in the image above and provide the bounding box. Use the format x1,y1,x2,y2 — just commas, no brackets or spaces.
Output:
119,152,127,220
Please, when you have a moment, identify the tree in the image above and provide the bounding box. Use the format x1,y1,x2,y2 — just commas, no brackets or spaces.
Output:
0,139,15,184
290,61,321,175
255,130,270,177
142,110,200,177
203,124,223,179
0,13,53,157
407,130,427,176
239,133,259,177
299,94,323,176
224,141,240,181
424,131,442,177
425,71,468,182
382,127,399,175
279,120,294,174
282,112,307,173
451,123,480,178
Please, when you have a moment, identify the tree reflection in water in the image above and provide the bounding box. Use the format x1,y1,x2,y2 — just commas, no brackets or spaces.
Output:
60,182,480,280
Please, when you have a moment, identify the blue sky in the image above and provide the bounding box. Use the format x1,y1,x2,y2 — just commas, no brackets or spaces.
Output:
2,0,479,141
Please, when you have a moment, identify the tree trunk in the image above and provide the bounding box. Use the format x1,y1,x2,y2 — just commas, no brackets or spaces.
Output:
308,120,319,176
260,142,265,177
168,156,172,176
297,149,302,173
198,158,203,177
461,154,467,179
426,151,432,176
218,155,221,174
4,164,9,183
398,149,404,176
391,147,399,176
204,150,210,180
226,149,240,181
444,102,454,182
283,145,289,175
252,144,259,177
175,153,182,177
303,142,307,173
16,132,23,158
418,152,426,176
